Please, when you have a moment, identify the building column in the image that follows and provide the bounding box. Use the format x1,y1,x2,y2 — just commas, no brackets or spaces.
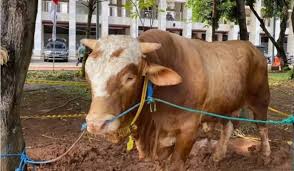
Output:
267,18,274,57
182,4,192,38
268,17,281,57
33,0,43,57
130,1,138,37
206,27,213,42
249,0,261,45
111,0,118,17
287,15,294,56
69,0,76,58
217,33,223,41
101,0,109,37
228,25,239,40
273,18,281,55
121,0,126,17
158,0,167,31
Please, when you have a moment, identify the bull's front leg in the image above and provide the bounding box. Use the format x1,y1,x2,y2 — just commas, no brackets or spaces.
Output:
169,117,200,171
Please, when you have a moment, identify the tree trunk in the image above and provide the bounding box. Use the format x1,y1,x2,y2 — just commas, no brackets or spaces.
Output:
235,0,249,40
81,2,95,78
249,4,287,65
276,2,288,65
0,0,37,170
212,0,217,41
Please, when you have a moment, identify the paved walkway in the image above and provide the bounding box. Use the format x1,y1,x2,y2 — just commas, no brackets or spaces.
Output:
29,59,81,71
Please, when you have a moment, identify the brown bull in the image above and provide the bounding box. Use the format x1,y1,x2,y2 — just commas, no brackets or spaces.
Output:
82,29,270,171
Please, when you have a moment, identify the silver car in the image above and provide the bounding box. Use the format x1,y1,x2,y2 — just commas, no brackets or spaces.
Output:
43,41,69,62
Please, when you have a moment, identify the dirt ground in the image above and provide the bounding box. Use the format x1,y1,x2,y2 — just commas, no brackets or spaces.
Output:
20,78,294,171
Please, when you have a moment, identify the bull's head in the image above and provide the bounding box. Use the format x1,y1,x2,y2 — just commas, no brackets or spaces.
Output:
81,35,182,136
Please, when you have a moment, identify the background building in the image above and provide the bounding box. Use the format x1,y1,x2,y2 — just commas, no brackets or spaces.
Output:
33,0,294,59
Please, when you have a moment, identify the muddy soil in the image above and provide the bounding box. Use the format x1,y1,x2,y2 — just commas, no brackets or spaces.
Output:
20,81,294,171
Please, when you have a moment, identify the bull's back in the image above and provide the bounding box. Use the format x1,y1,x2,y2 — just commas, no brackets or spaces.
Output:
140,30,268,114
189,39,268,113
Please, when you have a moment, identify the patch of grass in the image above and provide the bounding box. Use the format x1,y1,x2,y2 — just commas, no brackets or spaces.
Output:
27,71,83,81
268,72,293,86
269,72,290,81
60,86,92,101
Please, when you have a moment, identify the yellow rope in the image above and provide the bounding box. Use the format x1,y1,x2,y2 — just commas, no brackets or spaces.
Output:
268,107,289,117
21,113,85,119
130,77,148,125
127,77,149,151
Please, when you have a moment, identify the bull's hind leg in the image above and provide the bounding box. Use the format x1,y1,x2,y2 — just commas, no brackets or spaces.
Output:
247,94,271,163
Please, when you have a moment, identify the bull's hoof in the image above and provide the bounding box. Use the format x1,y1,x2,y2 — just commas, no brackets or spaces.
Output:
256,155,271,166
212,152,225,163
0,47,9,65
168,161,185,171
158,160,169,171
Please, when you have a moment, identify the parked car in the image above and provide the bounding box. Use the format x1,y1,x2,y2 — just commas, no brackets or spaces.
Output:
43,40,69,62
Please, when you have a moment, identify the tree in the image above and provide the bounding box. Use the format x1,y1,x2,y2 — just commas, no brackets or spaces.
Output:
235,0,249,40
247,0,291,65
80,0,97,77
0,0,38,170
124,0,157,30
187,0,236,41
212,0,217,41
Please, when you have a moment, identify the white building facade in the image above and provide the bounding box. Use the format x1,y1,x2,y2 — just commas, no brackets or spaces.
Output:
33,0,294,59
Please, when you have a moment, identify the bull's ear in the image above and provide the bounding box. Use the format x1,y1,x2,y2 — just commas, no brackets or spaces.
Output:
140,42,161,54
80,39,98,50
145,63,182,86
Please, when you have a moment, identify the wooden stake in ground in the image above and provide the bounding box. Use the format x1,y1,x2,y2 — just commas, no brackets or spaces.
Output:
0,0,38,170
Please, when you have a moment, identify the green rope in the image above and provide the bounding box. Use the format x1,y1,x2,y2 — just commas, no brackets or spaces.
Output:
149,98,294,125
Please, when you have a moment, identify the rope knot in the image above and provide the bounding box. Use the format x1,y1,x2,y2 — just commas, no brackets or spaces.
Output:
81,123,87,131
147,96,154,104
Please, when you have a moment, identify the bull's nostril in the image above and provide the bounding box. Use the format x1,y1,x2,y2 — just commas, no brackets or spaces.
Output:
100,120,108,130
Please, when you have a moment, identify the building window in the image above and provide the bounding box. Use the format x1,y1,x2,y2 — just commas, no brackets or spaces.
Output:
267,19,271,27
201,33,206,40
223,34,228,41
213,34,218,41
57,3,61,12
42,1,50,12
260,35,269,54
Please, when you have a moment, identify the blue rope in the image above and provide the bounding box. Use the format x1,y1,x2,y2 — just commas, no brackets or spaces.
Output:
101,81,294,125
81,81,294,129
150,98,294,125
1,150,60,171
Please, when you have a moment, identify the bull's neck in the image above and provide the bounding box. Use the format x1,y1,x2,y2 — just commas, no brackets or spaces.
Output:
142,37,207,108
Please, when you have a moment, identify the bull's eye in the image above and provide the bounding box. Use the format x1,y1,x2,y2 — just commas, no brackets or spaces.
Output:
127,76,135,81
123,74,136,85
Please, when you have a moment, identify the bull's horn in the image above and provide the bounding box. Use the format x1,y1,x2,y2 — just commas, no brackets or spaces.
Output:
80,39,98,50
140,42,161,54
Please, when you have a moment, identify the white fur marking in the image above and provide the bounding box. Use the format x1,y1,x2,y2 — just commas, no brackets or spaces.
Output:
86,36,142,97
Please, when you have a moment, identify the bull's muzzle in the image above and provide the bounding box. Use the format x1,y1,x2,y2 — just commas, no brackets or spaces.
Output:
86,114,120,134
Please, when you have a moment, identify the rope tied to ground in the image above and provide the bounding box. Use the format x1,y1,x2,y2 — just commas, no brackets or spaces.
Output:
1,131,86,171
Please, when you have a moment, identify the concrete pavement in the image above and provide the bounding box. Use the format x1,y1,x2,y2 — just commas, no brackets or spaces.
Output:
29,58,81,71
